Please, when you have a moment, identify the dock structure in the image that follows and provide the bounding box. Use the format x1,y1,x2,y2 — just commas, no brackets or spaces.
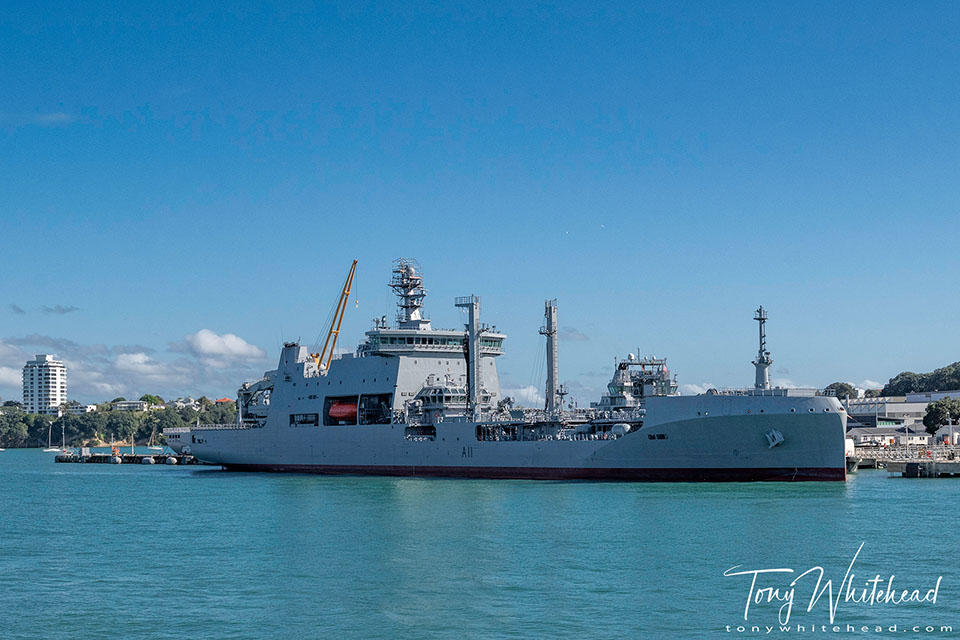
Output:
852,445,960,477
54,451,203,465
885,460,960,478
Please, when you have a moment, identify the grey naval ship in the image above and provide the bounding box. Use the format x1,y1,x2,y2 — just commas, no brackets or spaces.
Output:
165,259,846,481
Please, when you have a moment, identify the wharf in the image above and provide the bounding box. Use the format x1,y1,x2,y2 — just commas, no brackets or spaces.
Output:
54,451,203,465
885,460,960,478
852,445,960,478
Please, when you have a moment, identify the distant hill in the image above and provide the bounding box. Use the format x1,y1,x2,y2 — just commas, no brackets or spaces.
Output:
882,362,960,396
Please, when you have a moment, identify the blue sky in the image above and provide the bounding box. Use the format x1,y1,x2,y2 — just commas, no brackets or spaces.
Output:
1,1,959,405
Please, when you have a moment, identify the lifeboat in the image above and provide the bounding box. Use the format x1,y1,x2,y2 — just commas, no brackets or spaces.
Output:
328,402,357,421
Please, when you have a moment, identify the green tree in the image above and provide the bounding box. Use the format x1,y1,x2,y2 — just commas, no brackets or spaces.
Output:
922,397,960,435
178,406,199,424
25,413,54,447
140,394,164,406
0,412,29,447
200,403,237,425
883,362,960,396
106,411,138,443
825,382,856,398
110,397,126,403
146,408,186,444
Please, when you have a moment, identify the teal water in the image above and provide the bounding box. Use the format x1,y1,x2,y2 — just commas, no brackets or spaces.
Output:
1,449,957,639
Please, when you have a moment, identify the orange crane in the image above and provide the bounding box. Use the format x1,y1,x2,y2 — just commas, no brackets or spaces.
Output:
313,260,358,371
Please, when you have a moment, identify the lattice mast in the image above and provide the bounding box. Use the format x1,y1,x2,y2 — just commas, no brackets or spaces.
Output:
539,299,560,414
455,295,482,421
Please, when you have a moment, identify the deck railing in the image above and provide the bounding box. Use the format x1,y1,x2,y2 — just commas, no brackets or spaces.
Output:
163,423,251,434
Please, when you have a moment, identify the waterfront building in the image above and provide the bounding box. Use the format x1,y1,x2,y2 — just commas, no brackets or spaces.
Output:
112,400,149,412
22,354,67,415
66,400,97,415
843,396,928,427
905,390,960,403
847,426,931,447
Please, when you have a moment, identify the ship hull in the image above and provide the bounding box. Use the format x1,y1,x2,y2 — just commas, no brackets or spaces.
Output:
167,395,847,482
219,463,844,482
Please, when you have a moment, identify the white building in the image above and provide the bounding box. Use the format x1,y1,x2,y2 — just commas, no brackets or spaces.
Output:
113,400,149,412
22,354,67,415
66,400,97,415
165,397,200,411
847,426,931,447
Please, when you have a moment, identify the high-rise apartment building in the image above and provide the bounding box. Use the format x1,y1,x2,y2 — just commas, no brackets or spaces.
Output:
22,354,67,415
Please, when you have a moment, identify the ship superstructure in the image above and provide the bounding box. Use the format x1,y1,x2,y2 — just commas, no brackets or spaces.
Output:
165,260,846,481
592,355,678,412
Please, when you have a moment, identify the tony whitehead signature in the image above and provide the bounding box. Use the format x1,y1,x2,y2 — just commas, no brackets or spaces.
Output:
723,542,942,624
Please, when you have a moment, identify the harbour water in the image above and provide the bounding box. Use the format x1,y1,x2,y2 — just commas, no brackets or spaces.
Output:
1,449,956,638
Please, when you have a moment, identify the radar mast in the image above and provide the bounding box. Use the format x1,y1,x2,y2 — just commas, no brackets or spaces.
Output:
752,306,773,390
389,258,431,330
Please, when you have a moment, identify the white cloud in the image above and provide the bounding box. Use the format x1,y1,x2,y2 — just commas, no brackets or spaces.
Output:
503,385,543,408
559,327,589,341
680,382,716,395
115,353,173,377
32,112,77,125
0,366,20,387
171,329,266,367
858,379,883,389
0,335,266,404
42,304,80,314
771,378,801,389
1,112,78,127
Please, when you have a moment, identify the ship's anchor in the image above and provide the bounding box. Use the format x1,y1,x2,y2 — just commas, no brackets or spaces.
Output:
765,429,785,448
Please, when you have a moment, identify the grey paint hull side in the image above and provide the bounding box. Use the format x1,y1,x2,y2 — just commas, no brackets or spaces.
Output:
172,406,846,481
217,464,844,481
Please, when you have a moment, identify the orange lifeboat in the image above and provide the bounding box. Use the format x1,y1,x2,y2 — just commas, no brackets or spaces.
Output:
328,402,357,421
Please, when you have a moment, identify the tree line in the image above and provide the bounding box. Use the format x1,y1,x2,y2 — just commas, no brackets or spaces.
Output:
882,362,960,397
825,362,960,400
0,397,236,448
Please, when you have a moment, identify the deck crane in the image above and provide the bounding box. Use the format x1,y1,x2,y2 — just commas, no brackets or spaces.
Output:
312,260,358,372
